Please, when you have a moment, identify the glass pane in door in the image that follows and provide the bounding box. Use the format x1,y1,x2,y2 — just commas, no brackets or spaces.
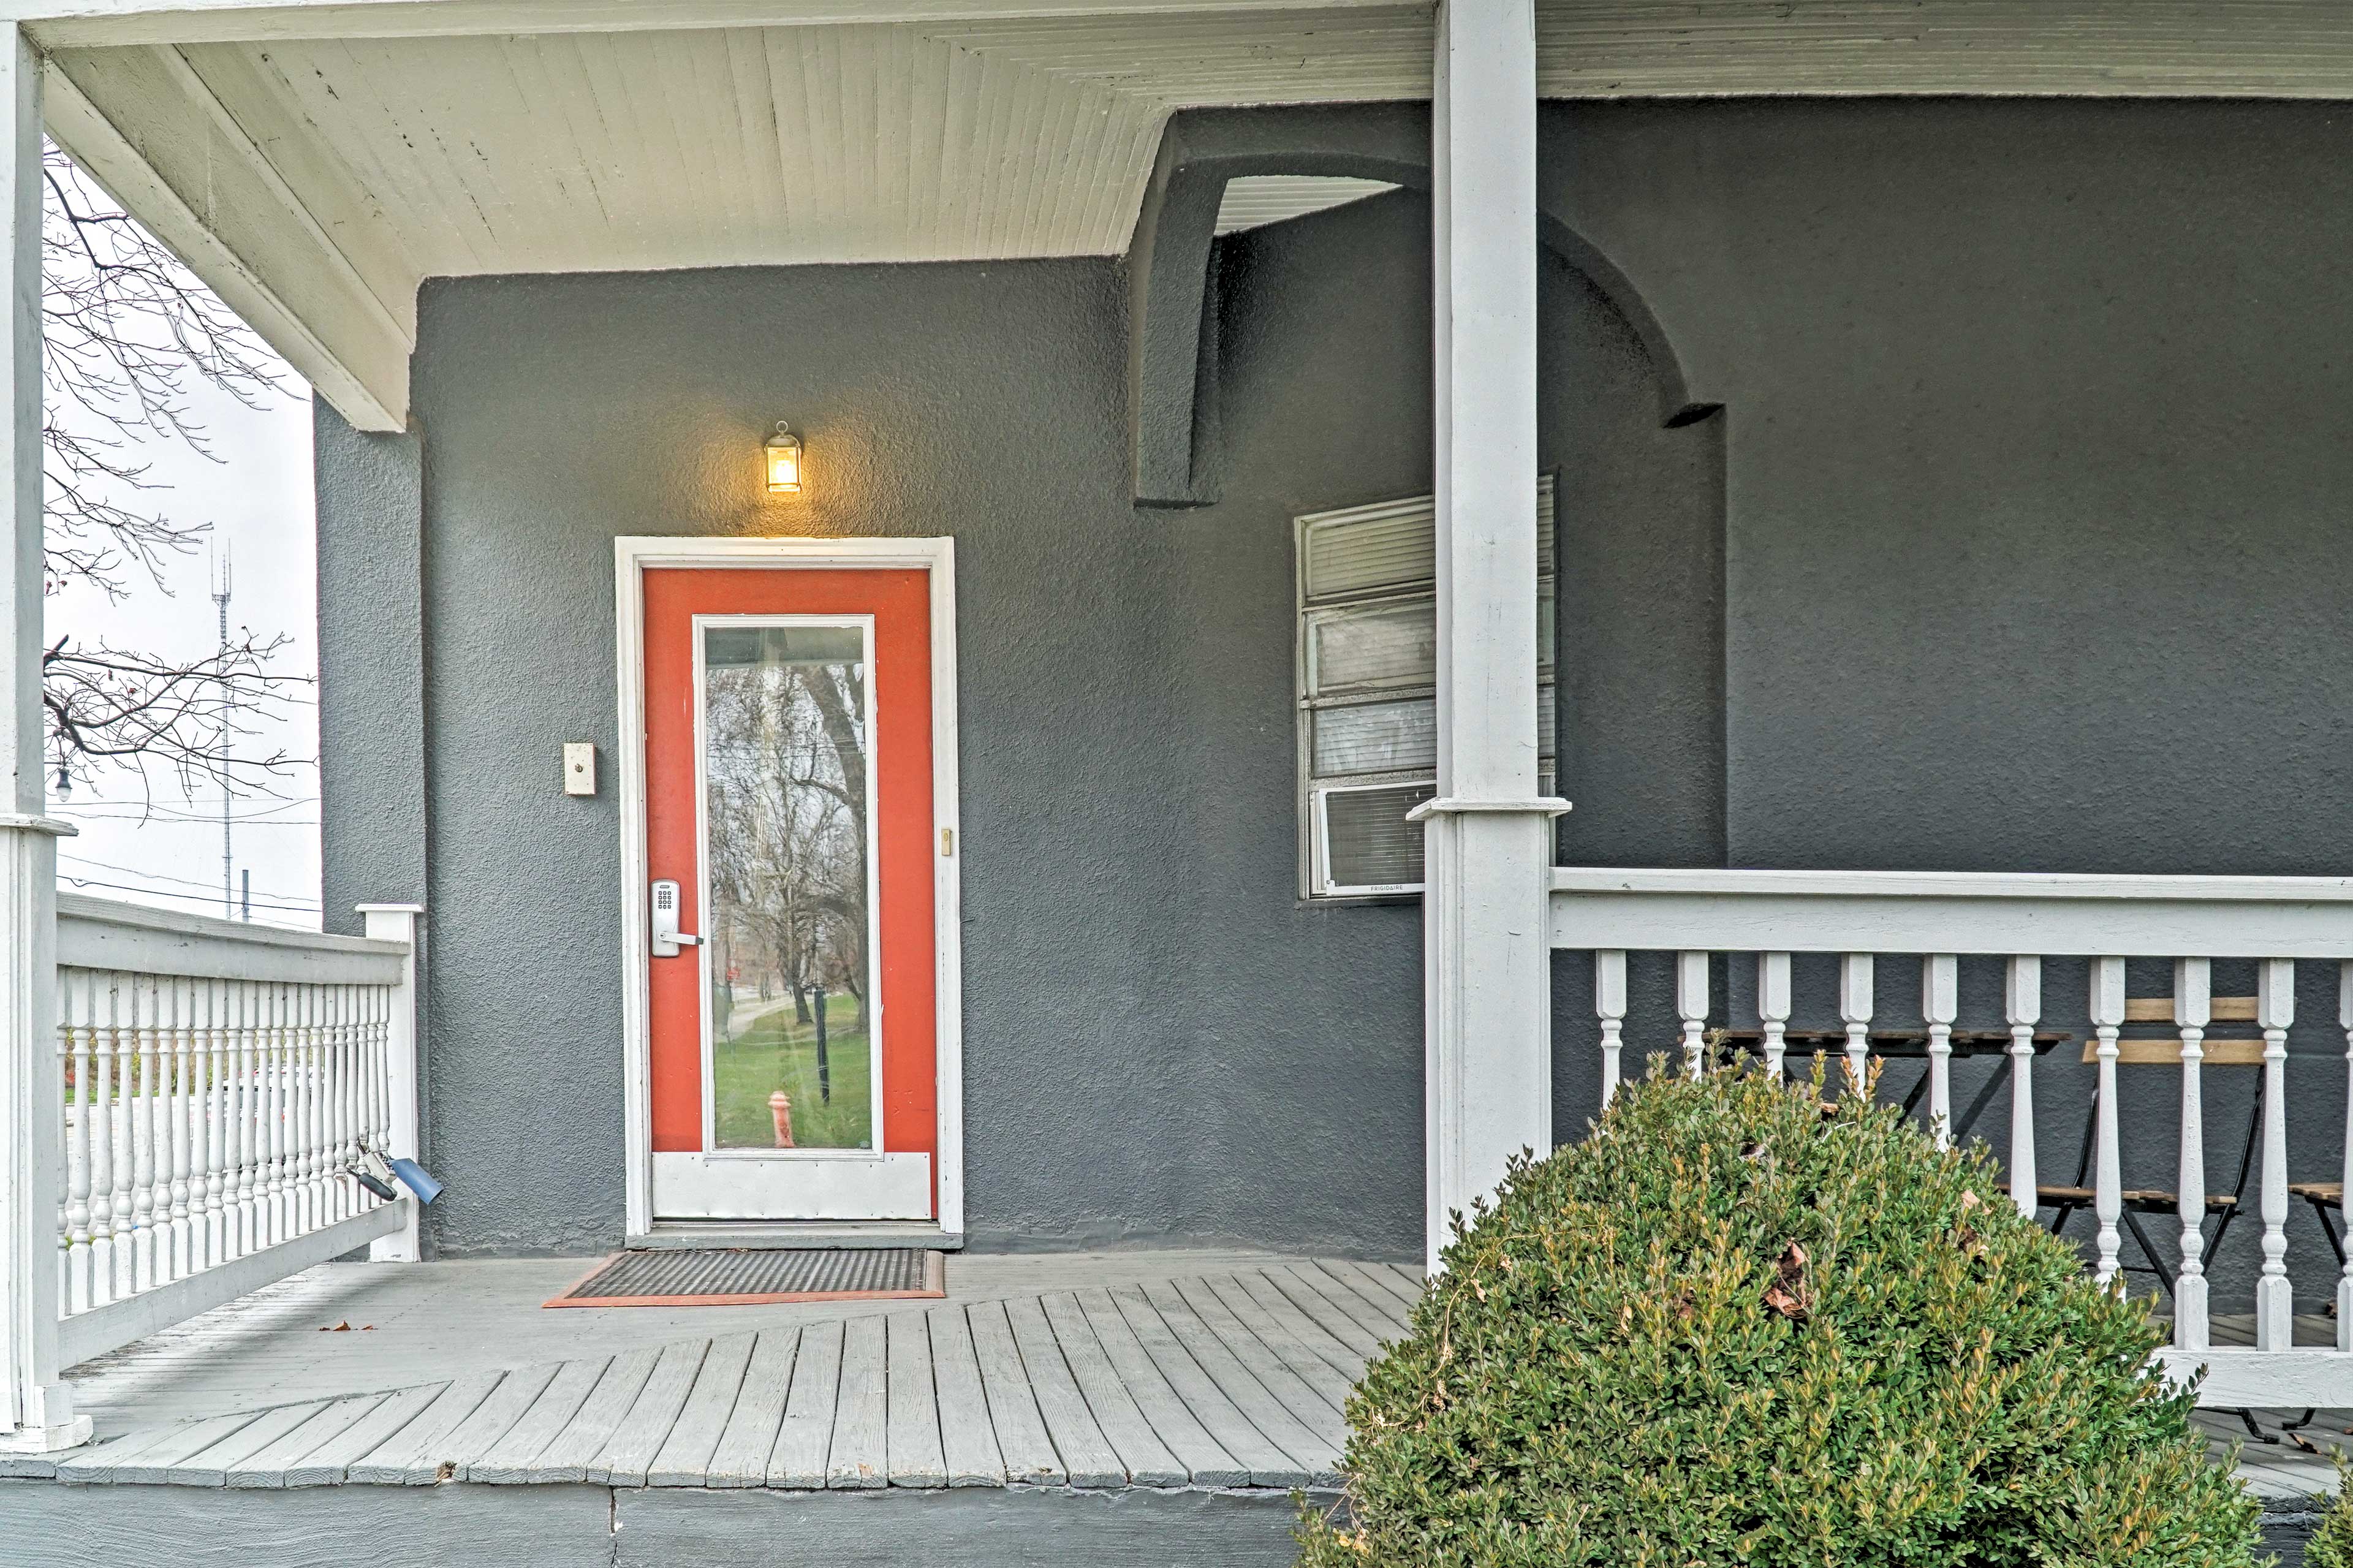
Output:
700,621,875,1152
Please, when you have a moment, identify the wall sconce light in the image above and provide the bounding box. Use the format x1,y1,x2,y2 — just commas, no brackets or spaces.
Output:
763,422,803,494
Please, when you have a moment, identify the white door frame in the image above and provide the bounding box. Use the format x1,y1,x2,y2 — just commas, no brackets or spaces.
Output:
613,535,962,1243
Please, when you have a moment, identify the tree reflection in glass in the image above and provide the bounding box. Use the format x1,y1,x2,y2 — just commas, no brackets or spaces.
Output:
701,623,873,1151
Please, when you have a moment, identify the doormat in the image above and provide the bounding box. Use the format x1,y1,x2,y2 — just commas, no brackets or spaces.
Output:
545,1248,946,1308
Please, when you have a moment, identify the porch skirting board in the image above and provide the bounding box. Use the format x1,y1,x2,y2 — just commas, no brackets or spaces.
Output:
0,1480,1308,1567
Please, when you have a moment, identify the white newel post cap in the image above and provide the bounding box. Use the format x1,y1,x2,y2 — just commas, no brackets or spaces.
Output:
0,814,74,836
1407,797,1572,821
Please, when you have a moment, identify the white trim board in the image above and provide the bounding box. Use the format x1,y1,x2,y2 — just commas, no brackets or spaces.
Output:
1549,865,2353,958
613,535,963,1244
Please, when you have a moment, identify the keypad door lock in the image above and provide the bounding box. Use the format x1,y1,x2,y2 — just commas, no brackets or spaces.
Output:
651,879,699,957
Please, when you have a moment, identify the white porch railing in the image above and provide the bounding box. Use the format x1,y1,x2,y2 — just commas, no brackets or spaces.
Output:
49,896,419,1368
1552,866,2353,1408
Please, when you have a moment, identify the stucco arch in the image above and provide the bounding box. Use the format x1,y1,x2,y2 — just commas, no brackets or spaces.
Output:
1126,103,1714,507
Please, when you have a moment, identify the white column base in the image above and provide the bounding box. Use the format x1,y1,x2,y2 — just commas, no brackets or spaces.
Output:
0,1408,89,1454
1422,806,1558,1274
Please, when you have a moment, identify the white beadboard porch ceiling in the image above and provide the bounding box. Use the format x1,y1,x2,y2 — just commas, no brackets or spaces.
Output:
77,9,1436,281
39,0,2353,432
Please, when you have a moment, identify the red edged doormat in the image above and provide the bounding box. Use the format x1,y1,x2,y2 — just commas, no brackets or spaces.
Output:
545,1247,946,1308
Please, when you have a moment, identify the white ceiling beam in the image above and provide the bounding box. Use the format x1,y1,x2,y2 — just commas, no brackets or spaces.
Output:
43,45,412,431
12,0,1414,48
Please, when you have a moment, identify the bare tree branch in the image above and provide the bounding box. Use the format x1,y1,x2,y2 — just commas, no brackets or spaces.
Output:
37,143,301,800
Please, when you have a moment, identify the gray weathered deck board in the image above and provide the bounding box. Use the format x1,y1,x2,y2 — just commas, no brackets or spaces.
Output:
1227,1270,1374,1379
1157,1278,1349,1452
1070,1288,1248,1486
1192,1276,1358,1415
767,1317,842,1488
928,1305,1007,1487
1094,1286,1311,1489
229,1392,389,1488
827,1316,889,1489
885,1309,948,1487
167,1399,332,1485
966,1298,1064,1487
1317,1257,1422,1316
591,1339,710,1487
1120,1284,1343,1488
702,1328,798,1488
1039,1292,1195,1487
467,1357,611,1483
344,1370,506,1485
1256,1267,1387,1360
1004,1293,1127,1488
521,1347,662,1485
404,1362,563,1485
282,1382,446,1487
1279,1262,1408,1344
648,1331,757,1487
64,1412,262,1488
47,1417,214,1484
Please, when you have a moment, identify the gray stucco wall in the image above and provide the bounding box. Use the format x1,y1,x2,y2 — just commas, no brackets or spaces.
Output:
320,96,2353,1270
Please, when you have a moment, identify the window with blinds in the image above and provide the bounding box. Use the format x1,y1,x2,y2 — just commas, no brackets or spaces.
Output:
1295,480,1556,898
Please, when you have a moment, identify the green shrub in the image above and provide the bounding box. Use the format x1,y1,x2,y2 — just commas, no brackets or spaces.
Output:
2306,1458,2353,1568
1299,1058,2263,1568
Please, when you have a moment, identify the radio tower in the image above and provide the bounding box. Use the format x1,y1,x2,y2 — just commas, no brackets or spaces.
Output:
211,547,233,917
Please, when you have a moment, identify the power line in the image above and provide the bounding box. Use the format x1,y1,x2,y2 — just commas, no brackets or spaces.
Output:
58,873,319,917
59,850,317,907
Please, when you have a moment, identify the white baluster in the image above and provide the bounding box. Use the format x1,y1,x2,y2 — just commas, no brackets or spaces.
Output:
1676,952,1709,1077
1595,950,1626,1107
1840,953,1873,1097
2341,962,2353,1352
293,983,317,1235
105,974,134,1301
266,981,289,1246
1759,952,1792,1078
136,974,161,1284
232,978,257,1257
197,977,222,1271
1923,954,1957,1149
339,983,359,1218
166,975,191,1281
2174,957,2211,1352
2256,958,2295,1350
2089,956,2124,1286
2005,956,2040,1217
325,986,345,1222
62,971,93,1315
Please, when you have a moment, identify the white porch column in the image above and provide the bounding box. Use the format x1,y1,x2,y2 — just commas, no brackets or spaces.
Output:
358,904,423,1263
1415,0,1566,1274
0,24,87,1454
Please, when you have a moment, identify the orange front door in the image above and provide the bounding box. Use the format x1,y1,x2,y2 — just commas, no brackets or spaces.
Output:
643,567,938,1219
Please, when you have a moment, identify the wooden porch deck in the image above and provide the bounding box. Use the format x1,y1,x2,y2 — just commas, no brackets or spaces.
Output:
0,1251,1401,1566
13,1256,1408,1493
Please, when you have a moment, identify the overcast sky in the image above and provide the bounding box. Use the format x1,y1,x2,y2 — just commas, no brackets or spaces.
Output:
45,365,321,931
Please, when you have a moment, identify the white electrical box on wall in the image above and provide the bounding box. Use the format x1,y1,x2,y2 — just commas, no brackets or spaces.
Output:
564,742,597,796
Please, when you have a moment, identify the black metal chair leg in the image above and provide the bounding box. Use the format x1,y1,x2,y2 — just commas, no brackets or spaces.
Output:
1952,1061,2012,1146
2280,1409,2319,1433
2237,1408,2279,1444
2120,1209,2180,1301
